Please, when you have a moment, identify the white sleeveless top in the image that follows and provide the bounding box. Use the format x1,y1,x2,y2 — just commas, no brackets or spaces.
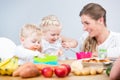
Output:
41,38,62,55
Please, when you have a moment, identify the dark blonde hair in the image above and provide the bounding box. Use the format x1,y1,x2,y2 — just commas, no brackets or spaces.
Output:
82,36,97,52
79,3,106,52
80,3,106,26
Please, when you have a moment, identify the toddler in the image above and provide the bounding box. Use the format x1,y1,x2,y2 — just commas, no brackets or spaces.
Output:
39,15,78,59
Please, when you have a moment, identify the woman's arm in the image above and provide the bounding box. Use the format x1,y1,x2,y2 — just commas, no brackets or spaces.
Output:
110,57,120,80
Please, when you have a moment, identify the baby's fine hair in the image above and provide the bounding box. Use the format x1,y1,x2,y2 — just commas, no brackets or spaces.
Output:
40,15,62,32
20,24,42,38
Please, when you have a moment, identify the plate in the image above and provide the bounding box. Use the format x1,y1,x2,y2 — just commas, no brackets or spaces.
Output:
108,57,117,61
103,61,113,64
82,57,111,62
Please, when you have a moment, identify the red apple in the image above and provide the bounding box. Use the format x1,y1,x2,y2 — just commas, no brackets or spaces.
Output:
54,65,68,77
61,64,71,76
41,67,53,78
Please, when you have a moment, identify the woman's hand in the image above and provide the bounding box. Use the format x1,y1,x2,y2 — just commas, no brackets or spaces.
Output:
92,52,98,57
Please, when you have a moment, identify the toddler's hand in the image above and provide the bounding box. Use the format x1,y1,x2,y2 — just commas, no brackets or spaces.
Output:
62,42,70,49
52,49,63,57
57,49,63,56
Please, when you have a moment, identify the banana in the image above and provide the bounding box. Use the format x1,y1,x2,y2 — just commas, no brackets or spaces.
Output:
0,58,11,67
0,60,12,75
0,57,18,76
10,57,18,75
5,57,18,75
10,57,18,72
0,58,11,75
0,69,6,75
4,58,15,75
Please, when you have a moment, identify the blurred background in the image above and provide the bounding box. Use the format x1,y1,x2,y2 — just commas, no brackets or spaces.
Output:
0,0,120,59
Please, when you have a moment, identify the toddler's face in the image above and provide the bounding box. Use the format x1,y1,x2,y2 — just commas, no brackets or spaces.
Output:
21,34,41,51
44,28,61,43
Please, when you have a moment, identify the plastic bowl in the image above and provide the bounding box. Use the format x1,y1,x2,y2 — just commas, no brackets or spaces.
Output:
76,52,92,60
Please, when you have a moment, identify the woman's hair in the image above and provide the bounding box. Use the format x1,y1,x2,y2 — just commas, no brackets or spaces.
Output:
79,3,106,53
20,24,42,38
79,3,106,26
39,15,62,32
81,36,97,52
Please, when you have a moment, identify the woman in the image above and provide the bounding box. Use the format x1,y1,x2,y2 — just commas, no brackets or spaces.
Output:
79,3,120,58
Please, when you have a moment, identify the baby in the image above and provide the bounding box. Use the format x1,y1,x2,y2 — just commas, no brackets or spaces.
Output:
14,24,43,65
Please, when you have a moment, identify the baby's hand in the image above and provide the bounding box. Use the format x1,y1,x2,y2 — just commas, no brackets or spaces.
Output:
37,53,45,58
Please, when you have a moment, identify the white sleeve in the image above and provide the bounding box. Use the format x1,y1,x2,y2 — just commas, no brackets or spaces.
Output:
107,48,120,58
107,33,120,58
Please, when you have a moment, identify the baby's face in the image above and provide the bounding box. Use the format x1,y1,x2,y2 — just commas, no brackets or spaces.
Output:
22,34,41,51
44,28,61,43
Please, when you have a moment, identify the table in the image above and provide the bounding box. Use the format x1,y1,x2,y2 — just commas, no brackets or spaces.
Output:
0,59,110,80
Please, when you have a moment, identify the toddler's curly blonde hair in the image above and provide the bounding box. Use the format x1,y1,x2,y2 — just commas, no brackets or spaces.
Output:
40,15,62,32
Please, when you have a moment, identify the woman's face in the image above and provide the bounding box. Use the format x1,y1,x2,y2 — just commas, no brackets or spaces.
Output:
81,15,102,38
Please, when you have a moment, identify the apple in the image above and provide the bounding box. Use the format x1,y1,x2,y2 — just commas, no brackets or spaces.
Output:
61,64,71,76
41,67,53,78
54,65,68,77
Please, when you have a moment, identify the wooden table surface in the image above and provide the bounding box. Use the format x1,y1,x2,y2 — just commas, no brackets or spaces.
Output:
0,59,110,80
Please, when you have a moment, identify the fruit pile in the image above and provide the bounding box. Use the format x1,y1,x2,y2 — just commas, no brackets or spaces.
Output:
13,63,71,78
40,64,71,78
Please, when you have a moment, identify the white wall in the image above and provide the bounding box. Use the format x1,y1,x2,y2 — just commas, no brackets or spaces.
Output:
0,0,120,59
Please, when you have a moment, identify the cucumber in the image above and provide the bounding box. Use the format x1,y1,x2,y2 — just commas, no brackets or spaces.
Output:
106,66,112,76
